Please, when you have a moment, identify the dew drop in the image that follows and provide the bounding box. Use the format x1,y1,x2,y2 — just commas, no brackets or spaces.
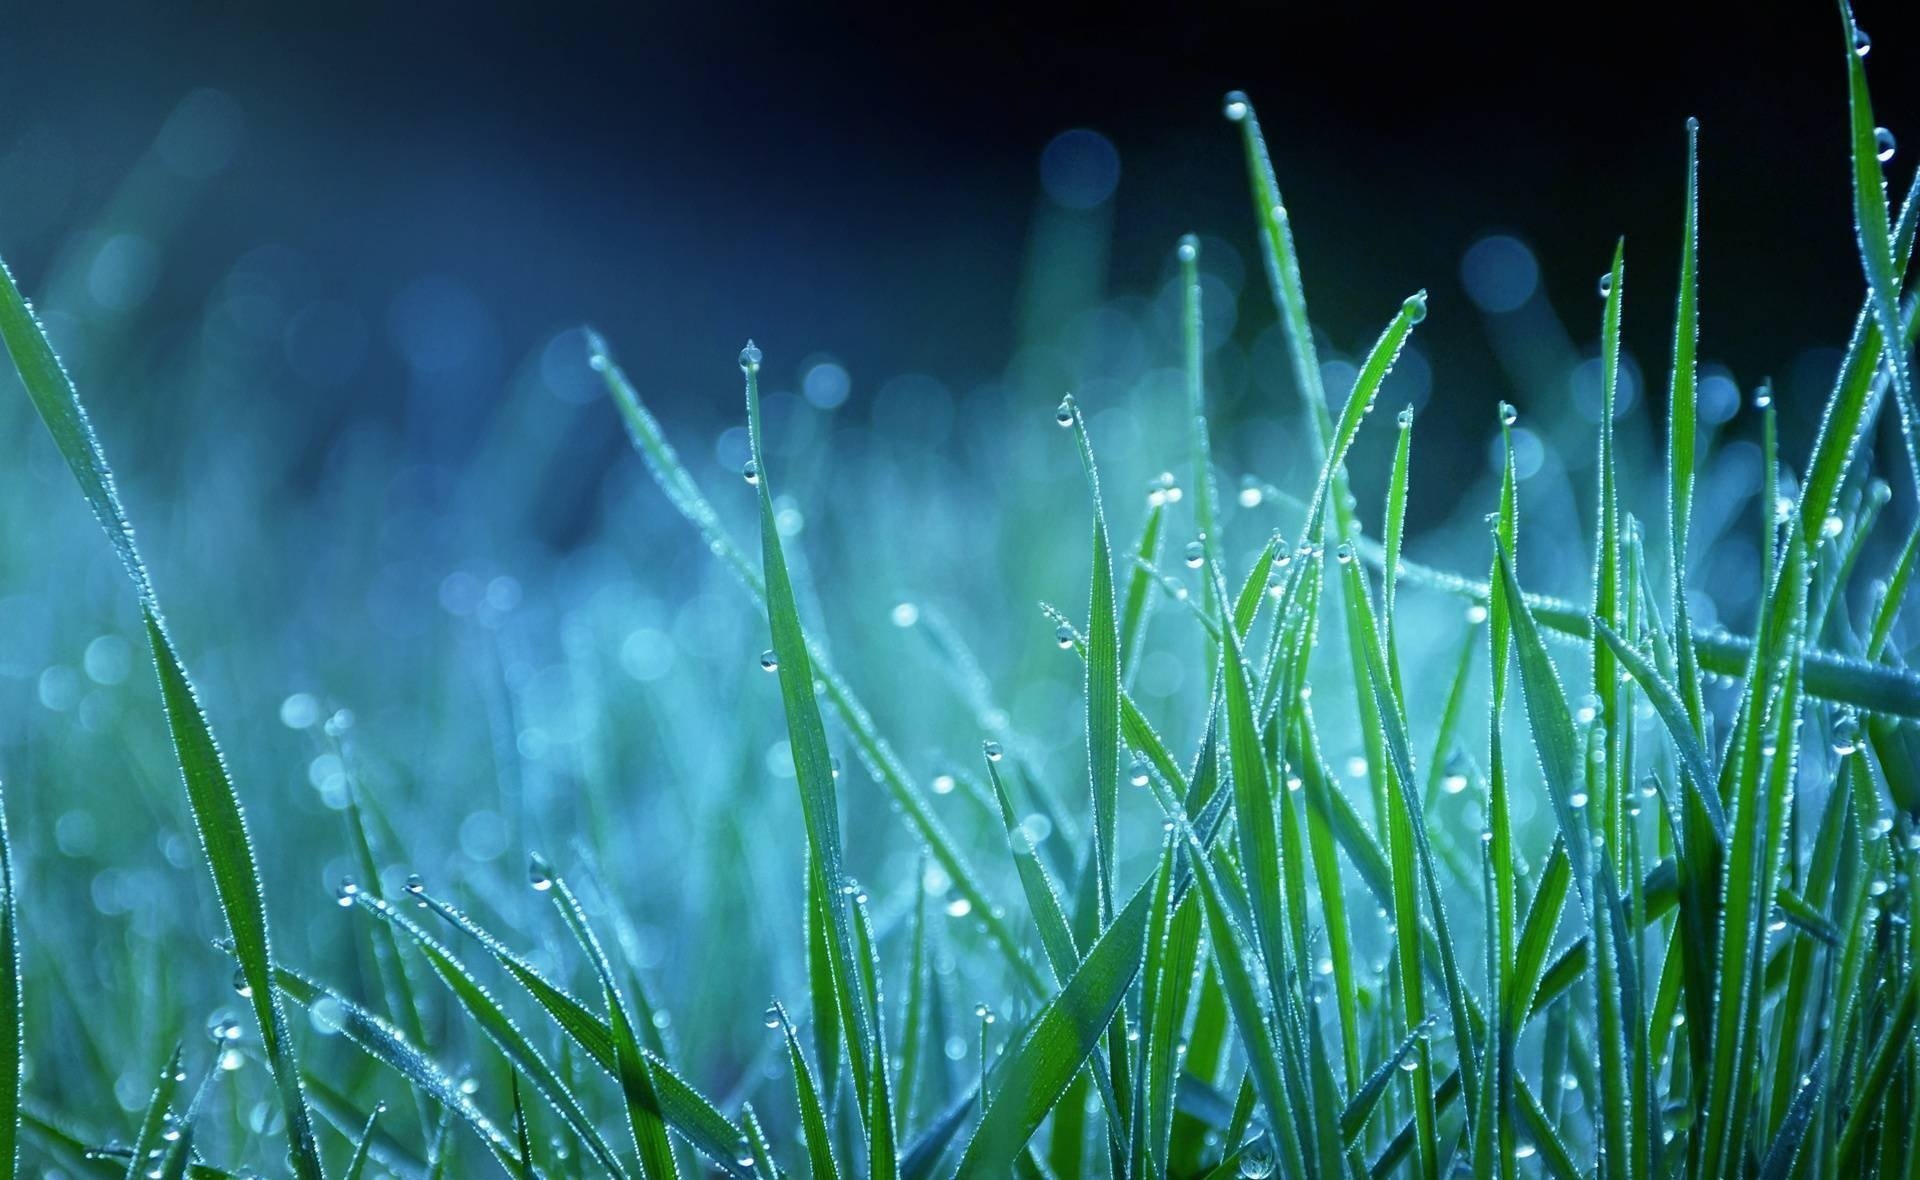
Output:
1833,711,1861,757
931,773,956,795
1498,401,1519,427
1129,757,1151,787
528,853,554,892
738,340,762,370
1054,623,1075,649
1237,1129,1276,1178
759,649,779,672
1753,386,1773,410
1055,396,1074,427
1402,291,1428,323
335,877,359,907
1177,234,1199,263
983,741,1004,763
1876,127,1896,164
1854,26,1872,56
1223,91,1250,122
405,873,425,896
1397,405,1414,429
1184,540,1206,568
742,459,759,485
736,1140,756,1169
1334,541,1354,564
890,602,920,628
1597,271,1613,299
232,966,253,998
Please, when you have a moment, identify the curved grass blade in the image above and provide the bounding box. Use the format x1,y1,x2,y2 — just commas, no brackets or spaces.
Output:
272,965,522,1173
0,256,323,1180
955,875,1157,1175
352,895,628,1177
412,890,752,1176
542,869,680,1179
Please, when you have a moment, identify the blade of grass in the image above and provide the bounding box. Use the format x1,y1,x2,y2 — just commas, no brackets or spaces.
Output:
1838,0,1920,494
0,255,323,1180
542,867,680,1179
351,894,629,1178
591,334,1042,997
769,1000,841,1180
411,889,753,1175
954,874,1157,1174
122,1047,185,1180
272,964,523,1173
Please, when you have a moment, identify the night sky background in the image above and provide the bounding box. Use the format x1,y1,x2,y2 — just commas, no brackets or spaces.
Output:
3,0,1918,538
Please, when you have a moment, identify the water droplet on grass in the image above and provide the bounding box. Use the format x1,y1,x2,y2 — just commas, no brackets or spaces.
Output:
1223,91,1250,122
759,649,778,672
1876,127,1897,163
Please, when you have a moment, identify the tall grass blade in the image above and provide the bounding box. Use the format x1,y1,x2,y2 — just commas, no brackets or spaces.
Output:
0,256,324,1180
543,868,681,1179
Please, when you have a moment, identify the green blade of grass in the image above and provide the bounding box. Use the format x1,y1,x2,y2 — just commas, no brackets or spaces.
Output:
506,1075,535,1180
1342,556,1480,1170
1059,393,1123,924
1666,119,1709,736
984,751,1080,984
352,894,630,1178
1590,240,1627,876
1800,172,1920,544
0,255,325,1180
1701,537,1808,1178
0,787,15,1180
803,850,844,1105
412,889,754,1176
849,895,897,1180
592,334,1042,998
1182,845,1305,1180
954,874,1157,1175
1836,973,1919,1173
1120,498,1167,677
1365,543,1920,718
1591,619,1724,841
1837,0,1919,492
741,343,877,1120
272,964,523,1173
1485,404,1520,1179
769,1000,841,1180
341,1103,381,1180
543,869,681,1180
122,1047,185,1180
